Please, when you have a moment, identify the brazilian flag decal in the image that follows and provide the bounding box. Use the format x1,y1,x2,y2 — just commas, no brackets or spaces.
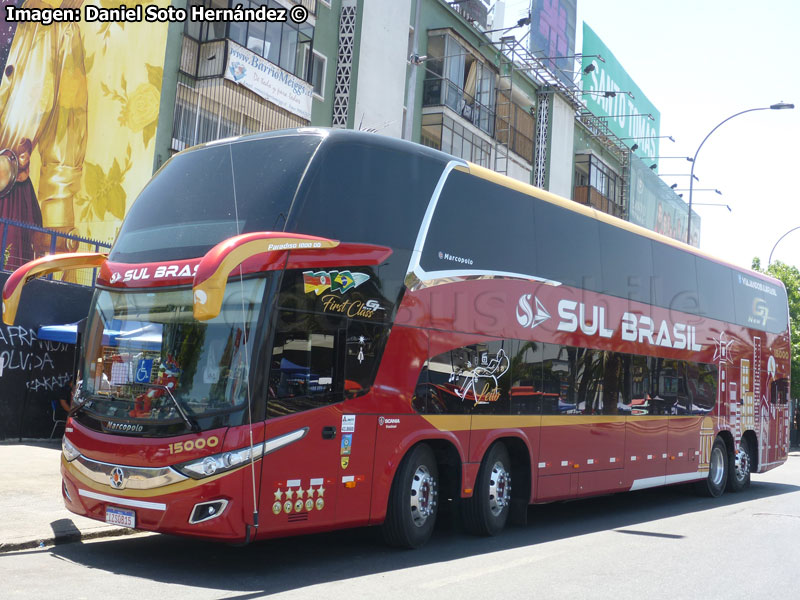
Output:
330,270,370,293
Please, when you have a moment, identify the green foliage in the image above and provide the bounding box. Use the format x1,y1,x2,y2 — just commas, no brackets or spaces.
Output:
753,257,800,399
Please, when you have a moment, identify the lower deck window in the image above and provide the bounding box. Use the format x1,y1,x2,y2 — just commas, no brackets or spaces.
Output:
413,340,718,417
267,310,388,417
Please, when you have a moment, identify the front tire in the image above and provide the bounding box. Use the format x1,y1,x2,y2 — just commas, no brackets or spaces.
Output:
382,443,439,548
695,436,728,497
462,442,512,536
727,436,753,492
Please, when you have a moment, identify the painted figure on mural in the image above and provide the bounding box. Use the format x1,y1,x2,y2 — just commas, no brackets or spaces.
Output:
0,0,87,268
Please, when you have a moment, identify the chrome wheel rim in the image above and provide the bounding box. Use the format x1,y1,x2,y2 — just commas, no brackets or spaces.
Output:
710,445,725,488
487,461,511,517
734,444,750,482
409,465,437,527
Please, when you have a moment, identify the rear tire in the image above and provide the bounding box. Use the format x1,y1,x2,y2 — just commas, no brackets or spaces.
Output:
382,444,439,549
695,436,728,498
462,443,512,536
727,436,753,492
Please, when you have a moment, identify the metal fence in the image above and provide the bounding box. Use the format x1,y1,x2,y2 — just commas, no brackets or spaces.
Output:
0,217,112,286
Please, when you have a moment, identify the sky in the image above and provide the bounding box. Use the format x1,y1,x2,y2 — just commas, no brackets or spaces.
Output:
502,0,800,271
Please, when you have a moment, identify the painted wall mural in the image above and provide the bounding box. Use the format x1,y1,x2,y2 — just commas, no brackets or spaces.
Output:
0,1,171,263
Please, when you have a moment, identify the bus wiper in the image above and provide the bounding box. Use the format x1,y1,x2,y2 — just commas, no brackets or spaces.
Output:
68,396,89,419
141,383,200,432
68,392,116,419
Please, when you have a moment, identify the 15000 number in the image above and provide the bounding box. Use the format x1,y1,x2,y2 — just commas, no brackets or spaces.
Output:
169,436,219,454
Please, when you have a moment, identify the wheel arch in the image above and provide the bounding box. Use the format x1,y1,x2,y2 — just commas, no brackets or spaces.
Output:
370,432,464,525
492,436,532,506
741,429,759,472
475,435,532,526
717,429,734,454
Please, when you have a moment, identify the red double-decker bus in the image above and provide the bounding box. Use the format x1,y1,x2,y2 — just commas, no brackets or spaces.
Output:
4,129,791,548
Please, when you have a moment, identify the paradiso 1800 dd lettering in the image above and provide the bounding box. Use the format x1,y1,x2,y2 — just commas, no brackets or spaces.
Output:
556,299,703,351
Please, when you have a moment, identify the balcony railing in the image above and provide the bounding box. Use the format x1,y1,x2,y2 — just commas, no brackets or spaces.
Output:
573,186,624,219
298,0,317,14
0,218,111,286
423,77,495,136
495,92,535,163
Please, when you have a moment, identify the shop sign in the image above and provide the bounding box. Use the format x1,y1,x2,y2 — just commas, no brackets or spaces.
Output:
224,42,313,121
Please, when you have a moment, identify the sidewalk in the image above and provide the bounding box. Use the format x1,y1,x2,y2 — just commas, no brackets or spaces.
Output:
0,440,136,553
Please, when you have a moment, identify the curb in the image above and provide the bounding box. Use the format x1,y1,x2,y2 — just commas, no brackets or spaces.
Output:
0,526,138,554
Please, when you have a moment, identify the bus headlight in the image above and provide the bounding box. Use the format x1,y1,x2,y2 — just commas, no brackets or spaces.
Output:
173,428,308,479
62,436,81,462
175,443,266,479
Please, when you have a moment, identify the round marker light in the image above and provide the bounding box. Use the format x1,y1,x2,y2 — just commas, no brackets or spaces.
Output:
202,457,218,476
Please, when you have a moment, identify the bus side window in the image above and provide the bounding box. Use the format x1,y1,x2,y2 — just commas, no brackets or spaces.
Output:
267,310,345,417
418,347,471,415
687,362,717,415
343,321,389,398
772,378,789,404
541,343,570,415
510,340,544,416
469,340,511,415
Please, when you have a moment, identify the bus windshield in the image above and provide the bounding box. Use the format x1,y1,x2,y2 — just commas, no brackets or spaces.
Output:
77,278,266,433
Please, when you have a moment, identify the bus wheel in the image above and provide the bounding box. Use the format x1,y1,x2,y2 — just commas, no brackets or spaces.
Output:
728,437,752,492
382,443,439,548
695,437,728,498
463,442,511,536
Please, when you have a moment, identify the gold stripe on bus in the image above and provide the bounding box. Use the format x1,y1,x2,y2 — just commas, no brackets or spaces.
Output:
421,415,471,432
423,414,705,432
470,416,541,430
63,455,254,498
541,415,626,426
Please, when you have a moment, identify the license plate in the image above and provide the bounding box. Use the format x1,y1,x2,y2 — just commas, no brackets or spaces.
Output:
106,506,136,528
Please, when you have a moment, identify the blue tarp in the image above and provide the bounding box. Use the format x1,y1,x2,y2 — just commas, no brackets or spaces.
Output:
37,322,81,344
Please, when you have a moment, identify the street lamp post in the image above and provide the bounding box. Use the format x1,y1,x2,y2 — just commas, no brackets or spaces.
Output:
768,225,800,265
686,102,794,245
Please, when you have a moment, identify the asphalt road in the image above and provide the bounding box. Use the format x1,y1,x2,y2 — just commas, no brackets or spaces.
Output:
3,453,800,600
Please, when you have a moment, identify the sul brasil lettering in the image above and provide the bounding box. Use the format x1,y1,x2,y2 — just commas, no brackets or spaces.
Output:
556,299,703,351
110,263,198,284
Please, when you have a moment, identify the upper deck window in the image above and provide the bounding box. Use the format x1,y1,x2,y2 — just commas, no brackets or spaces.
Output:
286,138,448,250
110,134,322,263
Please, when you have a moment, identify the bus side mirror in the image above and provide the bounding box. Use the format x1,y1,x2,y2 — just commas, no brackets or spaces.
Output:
2,252,107,325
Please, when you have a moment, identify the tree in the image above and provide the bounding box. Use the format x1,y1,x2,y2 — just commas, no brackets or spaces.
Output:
752,257,800,400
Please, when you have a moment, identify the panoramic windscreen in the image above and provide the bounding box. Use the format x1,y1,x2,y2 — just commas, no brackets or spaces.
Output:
109,133,323,263
76,279,266,433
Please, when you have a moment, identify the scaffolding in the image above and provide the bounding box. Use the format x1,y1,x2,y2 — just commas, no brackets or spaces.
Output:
483,33,630,217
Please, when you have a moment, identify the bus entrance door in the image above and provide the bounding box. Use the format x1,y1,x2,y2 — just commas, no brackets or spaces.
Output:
258,407,342,534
